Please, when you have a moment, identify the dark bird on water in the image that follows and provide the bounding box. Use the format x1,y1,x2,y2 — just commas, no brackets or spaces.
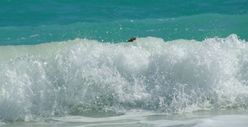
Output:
128,37,136,42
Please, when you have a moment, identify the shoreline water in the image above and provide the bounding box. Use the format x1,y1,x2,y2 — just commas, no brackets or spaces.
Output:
1,111,248,127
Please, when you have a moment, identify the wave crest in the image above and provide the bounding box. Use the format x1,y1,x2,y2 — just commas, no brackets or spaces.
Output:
1,34,248,121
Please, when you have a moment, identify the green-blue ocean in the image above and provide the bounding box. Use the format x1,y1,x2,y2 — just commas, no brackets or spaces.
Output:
1,0,248,127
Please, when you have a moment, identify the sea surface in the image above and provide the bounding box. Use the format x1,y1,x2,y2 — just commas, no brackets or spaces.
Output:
1,0,248,127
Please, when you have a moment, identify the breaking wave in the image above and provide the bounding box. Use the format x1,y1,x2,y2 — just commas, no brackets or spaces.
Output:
1,34,248,121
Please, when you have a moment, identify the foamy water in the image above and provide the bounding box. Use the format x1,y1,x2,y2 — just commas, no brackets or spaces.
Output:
1,35,248,124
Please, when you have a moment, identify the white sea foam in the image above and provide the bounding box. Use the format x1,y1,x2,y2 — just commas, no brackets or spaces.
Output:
1,34,248,121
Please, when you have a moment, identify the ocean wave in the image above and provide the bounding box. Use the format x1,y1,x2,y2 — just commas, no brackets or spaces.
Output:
1,34,248,121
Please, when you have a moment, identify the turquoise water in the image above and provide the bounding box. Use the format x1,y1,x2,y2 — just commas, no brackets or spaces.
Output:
0,0,248,45
1,0,248,127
